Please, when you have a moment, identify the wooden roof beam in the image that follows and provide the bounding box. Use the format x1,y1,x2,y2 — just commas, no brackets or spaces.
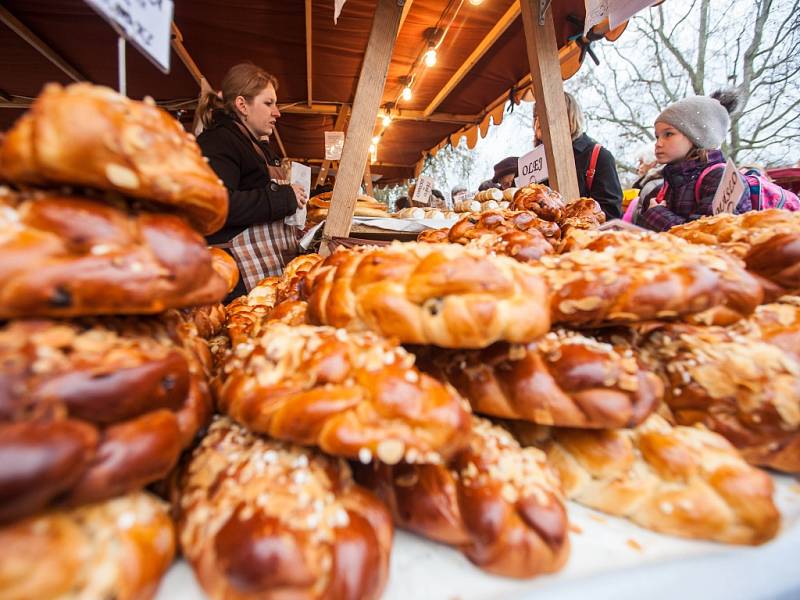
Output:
305,0,313,107
423,2,519,117
0,5,86,83
171,23,205,86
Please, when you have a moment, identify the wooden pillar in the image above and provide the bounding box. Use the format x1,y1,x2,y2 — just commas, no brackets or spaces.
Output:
519,0,580,200
363,162,374,197
316,105,351,188
323,0,403,241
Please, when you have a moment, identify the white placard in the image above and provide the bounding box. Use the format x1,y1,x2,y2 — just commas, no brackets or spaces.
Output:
285,162,311,227
711,158,745,215
584,0,609,35
334,0,347,23
84,0,173,73
412,176,435,205
609,0,658,28
324,131,345,161
516,145,549,187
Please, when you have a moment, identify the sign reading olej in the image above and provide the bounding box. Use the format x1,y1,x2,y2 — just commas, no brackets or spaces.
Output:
85,0,174,73
515,145,548,187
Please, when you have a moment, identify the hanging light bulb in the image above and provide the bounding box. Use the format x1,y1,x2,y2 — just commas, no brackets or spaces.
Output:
369,143,377,163
382,111,392,127
468,0,483,5
402,85,413,101
371,135,381,145
424,46,437,67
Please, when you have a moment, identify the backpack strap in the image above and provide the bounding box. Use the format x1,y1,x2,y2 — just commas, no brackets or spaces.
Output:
585,144,602,191
694,162,726,202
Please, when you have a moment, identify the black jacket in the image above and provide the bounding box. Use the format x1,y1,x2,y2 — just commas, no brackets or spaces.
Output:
571,133,623,220
198,110,297,244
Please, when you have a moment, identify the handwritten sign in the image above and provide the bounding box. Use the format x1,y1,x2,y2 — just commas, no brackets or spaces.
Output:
85,0,173,73
584,0,609,35
324,131,345,161
413,176,435,205
516,145,548,187
712,159,745,215
609,0,658,29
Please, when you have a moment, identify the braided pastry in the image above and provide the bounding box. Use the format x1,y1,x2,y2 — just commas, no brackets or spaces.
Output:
538,232,763,327
0,83,228,234
0,318,212,522
732,296,800,362
448,210,561,246
215,324,471,464
353,417,569,578
224,277,281,346
465,229,554,263
265,299,310,325
418,329,662,428
0,189,227,318
639,324,800,473
303,242,551,349
510,184,565,222
177,417,392,600
669,210,800,299
0,491,175,600
521,414,780,545
210,247,240,293
416,228,450,243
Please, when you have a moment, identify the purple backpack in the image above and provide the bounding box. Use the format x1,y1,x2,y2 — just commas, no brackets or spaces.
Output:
696,163,800,212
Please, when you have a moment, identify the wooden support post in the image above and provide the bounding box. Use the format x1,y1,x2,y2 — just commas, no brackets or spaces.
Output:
315,105,351,188
305,0,313,107
323,0,403,243
519,0,580,200
272,127,288,158
363,162,374,197
171,23,205,85
0,5,86,82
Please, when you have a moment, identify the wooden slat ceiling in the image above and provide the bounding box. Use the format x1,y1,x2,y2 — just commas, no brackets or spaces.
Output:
0,0,624,184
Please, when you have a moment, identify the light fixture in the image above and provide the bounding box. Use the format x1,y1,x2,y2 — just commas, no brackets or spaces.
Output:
382,111,392,127
468,0,483,5
369,143,377,163
371,135,381,145
424,46,437,67
402,85,413,101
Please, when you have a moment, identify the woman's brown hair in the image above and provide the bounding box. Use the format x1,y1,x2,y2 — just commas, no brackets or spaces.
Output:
193,63,278,133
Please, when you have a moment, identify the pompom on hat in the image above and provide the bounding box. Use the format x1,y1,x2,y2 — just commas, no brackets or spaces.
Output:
655,90,739,150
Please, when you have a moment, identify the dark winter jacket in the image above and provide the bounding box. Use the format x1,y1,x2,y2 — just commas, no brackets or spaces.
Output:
639,149,750,231
572,133,623,220
198,110,297,245
539,133,623,220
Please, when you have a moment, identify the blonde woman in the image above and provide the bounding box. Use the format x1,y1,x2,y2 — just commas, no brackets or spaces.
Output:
194,63,307,298
533,92,623,219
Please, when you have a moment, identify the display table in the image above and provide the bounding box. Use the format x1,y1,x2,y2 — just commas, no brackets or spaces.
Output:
157,474,800,600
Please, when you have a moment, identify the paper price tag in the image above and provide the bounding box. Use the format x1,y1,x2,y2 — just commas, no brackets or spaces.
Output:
516,145,548,187
711,159,745,215
413,176,435,205
324,131,345,161
84,0,173,73
285,162,312,227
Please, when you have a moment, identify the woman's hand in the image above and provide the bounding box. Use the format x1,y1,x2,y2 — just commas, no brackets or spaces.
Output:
290,183,308,209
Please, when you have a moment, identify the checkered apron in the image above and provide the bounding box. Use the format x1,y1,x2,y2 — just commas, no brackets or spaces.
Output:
228,122,299,291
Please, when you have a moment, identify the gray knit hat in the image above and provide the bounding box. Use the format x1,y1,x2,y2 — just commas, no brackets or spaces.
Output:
655,95,731,150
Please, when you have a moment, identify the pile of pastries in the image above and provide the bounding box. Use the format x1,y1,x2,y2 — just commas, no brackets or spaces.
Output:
1,84,798,600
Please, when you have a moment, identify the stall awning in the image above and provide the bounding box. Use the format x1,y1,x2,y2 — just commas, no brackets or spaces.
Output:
0,0,627,185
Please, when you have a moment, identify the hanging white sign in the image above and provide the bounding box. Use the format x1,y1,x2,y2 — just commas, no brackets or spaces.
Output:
84,0,173,73
334,0,347,24
285,162,311,227
413,176,435,205
584,0,609,35
516,145,549,187
609,0,659,29
711,159,746,215
324,131,345,161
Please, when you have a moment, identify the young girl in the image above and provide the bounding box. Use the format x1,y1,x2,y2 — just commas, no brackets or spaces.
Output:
639,90,750,231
